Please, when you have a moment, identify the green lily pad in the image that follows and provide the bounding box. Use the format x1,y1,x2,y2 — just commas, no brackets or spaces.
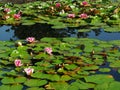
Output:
108,81,120,90
78,29,91,32
27,87,45,90
60,75,71,81
94,83,109,90
0,85,10,90
99,68,111,72
24,79,47,87
1,77,15,84
64,64,78,70
82,65,99,71
70,80,95,89
110,60,120,68
10,84,23,90
15,77,27,83
84,74,114,84
48,82,69,90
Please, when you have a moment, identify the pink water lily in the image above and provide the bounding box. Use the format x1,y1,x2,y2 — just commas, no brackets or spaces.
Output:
56,3,61,8
81,1,88,6
44,47,53,55
67,14,75,18
79,13,89,19
14,59,23,67
26,37,35,43
13,13,21,20
4,8,11,13
24,67,34,76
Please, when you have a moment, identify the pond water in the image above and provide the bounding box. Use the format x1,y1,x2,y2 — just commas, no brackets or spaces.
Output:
96,62,120,81
0,24,120,41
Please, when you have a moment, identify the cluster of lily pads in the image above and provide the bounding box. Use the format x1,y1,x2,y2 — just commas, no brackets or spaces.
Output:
0,37,120,90
0,0,120,31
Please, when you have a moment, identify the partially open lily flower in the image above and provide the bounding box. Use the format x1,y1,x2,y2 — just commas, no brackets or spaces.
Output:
13,13,21,20
79,13,89,19
56,2,61,8
14,59,23,67
44,47,53,55
26,37,35,43
81,1,90,6
4,8,11,14
67,14,75,18
24,67,34,76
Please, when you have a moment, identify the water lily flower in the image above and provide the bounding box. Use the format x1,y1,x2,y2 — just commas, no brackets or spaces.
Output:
13,14,21,20
56,3,61,8
14,59,23,67
24,67,34,76
44,47,53,55
79,13,89,19
4,8,11,14
26,37,35,43
82,1,88,6
67,14,75,18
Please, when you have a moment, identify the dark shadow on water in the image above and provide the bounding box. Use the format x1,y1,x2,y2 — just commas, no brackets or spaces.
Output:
0,24,120,41
96,62,120,81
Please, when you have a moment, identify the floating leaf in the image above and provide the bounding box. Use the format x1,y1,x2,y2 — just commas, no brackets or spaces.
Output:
1,77,15,84
27,87,45,90
60,75,71,81
94,83,109,90
24,79,47,87
65,64,78,70
70,80,95,89
84,74,114,84
99,68,111,72
10,84,23,90
108,81,120,90
48,82,69,90
15,77,27,83
110,60,120,68
82,65,99,71
0,85,10,90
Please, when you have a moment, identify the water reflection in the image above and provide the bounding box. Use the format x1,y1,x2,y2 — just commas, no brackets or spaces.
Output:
0,24,120,41
88,28,120,41
0,25,18,41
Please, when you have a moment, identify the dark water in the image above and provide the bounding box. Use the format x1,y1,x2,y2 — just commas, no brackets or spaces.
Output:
0,24,120,41
96,62,120,81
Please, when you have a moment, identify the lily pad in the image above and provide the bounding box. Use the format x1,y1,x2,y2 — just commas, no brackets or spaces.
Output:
110,60,120,68
84,74,114,84
99,68,111,72
108,81,120,90
1,77,15,84
24,79,47,87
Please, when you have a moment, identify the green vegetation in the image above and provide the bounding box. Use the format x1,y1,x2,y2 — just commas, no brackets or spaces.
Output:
0,0,120,89
0,37,120,89
0,0,120,32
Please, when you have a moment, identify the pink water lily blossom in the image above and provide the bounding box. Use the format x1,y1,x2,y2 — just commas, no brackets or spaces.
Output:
26,37,35,43
67,14,75,18
82,1,88,6
14,59,23,67
44,47,53,55
56,3,61,8
4,8,11,13
24,67,34,76
79,13,89,19
13,13,21,20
